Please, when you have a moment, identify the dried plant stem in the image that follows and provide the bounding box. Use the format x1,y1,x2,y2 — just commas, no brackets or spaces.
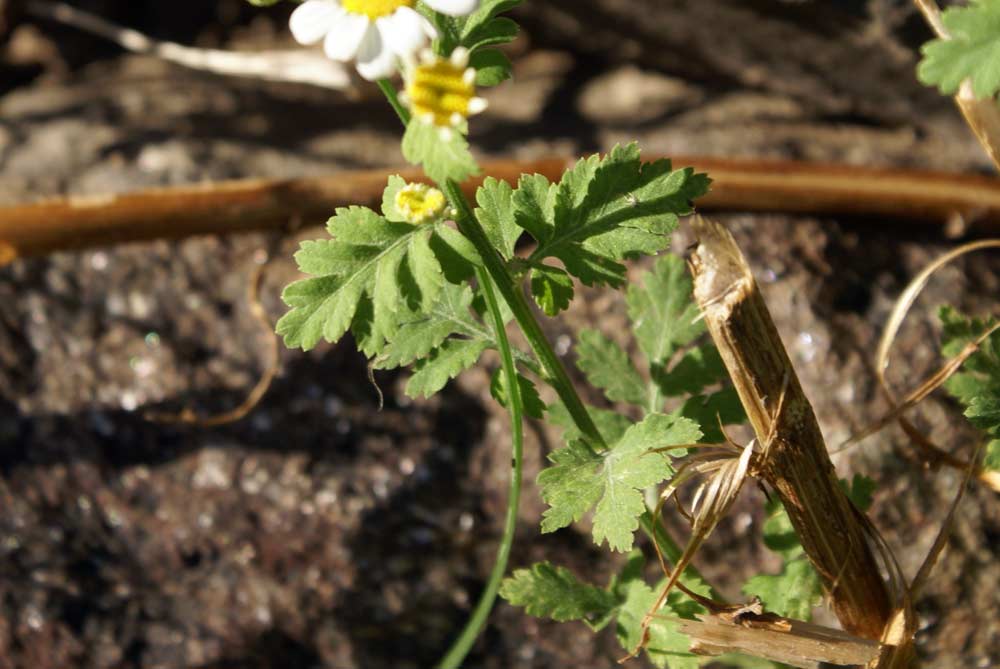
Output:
7,157,1000,265
687,217,892,640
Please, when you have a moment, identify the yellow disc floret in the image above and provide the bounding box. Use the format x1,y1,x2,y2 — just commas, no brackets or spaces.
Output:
395,182,448,224
341,0,414,20
403,48,488,130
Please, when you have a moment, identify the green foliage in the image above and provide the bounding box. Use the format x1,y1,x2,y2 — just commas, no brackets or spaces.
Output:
474,177,521,259
548,401,633,444
617,580,703,669
742,495,822,620
742,559,823,621
565,255,743,440
538,413,701,551
918,0,1000,99
501,553,708,668
743,475,875,620
406,338,489,398
491,369,546,419
940,307,1000,472
575,329,647,406
374,283,480,368
471,49,514,86
402,119,479,186
529,265,574,316
498,562,617,624
422,0,520,86
627,252,704,367
842,473,877,512
499,144,709,312
279,201,468,352
245,0,281,5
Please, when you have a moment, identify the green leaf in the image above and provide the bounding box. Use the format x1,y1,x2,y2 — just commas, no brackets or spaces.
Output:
575,329,647,406
380,174,408,222
464,16,519,52
529,265,574,316
627,254,704,366
985,439,1000,470
402,118,479,185
548,401,633,445
428,224,481,283
512,173,557,244
471,48,513,87
491,369,546,419
653,345,727,398
405,338,489,398
742,558,823,620
515,144,710,288
760,497,803,561
538,413,701,551
841,473,876,512
939,308,1000,459
675,386,745,444
499,562,616,623
967,396,1000,433
459,0,522,41
616,580,703,669
278,204,459,353
474,177,521,259
375,283,482,369
918,0,1000,99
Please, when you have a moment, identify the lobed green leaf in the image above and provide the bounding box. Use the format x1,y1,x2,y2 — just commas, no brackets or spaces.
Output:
405,338,490,398
616,580,703,669
498,562,616,622
513,144,710,288
402,119,479,186
742,558,823,621
474,177,521,259
575,329,647,406
627,254,704,367
490,369,546,419
471,49,513,86
529,264,574,316
538,413,701,551
917,0,1000,98
375,283,481,369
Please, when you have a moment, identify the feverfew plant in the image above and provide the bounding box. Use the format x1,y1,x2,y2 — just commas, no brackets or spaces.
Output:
249,1,1000,667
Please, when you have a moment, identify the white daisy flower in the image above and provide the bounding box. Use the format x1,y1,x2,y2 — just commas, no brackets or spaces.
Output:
289,0,481,81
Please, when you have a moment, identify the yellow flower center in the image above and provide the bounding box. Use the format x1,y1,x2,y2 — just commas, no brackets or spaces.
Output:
395,183,447,224
406,57,477,127
341,0,413,20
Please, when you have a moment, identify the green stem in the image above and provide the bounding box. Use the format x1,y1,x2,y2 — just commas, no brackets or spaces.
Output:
436,270,524,669
443,179,608,449
378,78,411,125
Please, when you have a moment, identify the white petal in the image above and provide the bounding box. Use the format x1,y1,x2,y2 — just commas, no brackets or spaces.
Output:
289,0,342,45
323,12,370,61
467,97,488,114
355,24,395,81
379,7,432,61
424,0,480,17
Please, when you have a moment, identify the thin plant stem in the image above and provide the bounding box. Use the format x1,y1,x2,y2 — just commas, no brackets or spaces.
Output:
436,270,524,669
378,78,411,125
375,80,526,669
443,178,607,449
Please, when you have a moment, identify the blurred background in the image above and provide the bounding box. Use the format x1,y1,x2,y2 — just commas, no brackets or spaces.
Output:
1,1,998,667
